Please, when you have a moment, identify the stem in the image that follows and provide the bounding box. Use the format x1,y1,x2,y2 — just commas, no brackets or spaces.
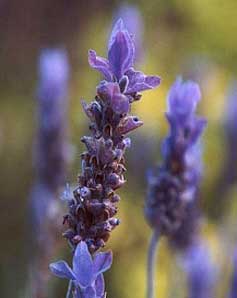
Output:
66,280,73,298
147,229,160,298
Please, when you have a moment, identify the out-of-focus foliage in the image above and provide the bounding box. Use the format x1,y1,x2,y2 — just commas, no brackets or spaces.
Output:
0,1,236,297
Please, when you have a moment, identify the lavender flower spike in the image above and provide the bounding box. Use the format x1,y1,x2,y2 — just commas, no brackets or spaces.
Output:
30,48,69,298
88,19,160,99
145,78,206,298
63,19,160,254
51,18,160,298
50,241,112,298
145,78,206,235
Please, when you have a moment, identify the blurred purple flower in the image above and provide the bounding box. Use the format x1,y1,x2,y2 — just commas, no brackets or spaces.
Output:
30,48,70,298
183,242,216,298
145,78,206,236
36,49,69,191
50,241,112,298
224,82,237,184
229,248,237,298
88,19,160,97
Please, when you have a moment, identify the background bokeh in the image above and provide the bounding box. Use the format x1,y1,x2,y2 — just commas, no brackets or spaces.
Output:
0,0,237,297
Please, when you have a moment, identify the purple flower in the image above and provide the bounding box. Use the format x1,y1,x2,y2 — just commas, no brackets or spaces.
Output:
88,19,160,97
63,21,160,254
183,242,216,298
36,49,69,190
50,241,112,298
164,78,206,156
145,78,206,237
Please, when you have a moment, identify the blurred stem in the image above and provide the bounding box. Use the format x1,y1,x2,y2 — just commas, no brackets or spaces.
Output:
66,280,73,298
147,229,160,298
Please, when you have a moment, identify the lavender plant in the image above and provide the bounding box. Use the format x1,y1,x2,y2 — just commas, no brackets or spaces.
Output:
145,78,207,298
50,19,160,297
29,49,69,298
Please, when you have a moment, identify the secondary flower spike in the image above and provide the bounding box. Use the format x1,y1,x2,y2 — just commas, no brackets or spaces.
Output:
62,19,160,254
145,78,206,236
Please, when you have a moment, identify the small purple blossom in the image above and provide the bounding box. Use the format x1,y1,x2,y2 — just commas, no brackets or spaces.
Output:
88,19,160,97
145,78,206,237
50,241,112,298
182,242,216,298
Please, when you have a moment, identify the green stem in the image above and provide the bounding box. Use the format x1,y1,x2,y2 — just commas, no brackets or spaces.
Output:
66,280,73,298
147,229,160,298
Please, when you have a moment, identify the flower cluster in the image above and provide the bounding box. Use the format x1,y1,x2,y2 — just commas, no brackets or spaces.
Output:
145,78,206,240
50,241,112,298
62,19,160,254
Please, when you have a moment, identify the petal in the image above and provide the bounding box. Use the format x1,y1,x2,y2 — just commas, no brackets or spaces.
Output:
167,78,201,118
88,50,113,81
126,68,160,93
93,251,113,277
49,261,76,280
108,20,135,80
95,274,105,297
83,286,96,298
189,117,207,145
73,242,94,287
97,81,130,114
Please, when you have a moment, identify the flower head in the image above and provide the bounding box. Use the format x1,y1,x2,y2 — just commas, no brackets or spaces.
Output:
88,19,160,98
145,78,206,237
50,241,112,298
63,20,160,253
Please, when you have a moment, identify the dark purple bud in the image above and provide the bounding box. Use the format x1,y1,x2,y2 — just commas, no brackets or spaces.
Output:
117,116,143,134
107,173,125,189
119,75,129,93
111,194,120,202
